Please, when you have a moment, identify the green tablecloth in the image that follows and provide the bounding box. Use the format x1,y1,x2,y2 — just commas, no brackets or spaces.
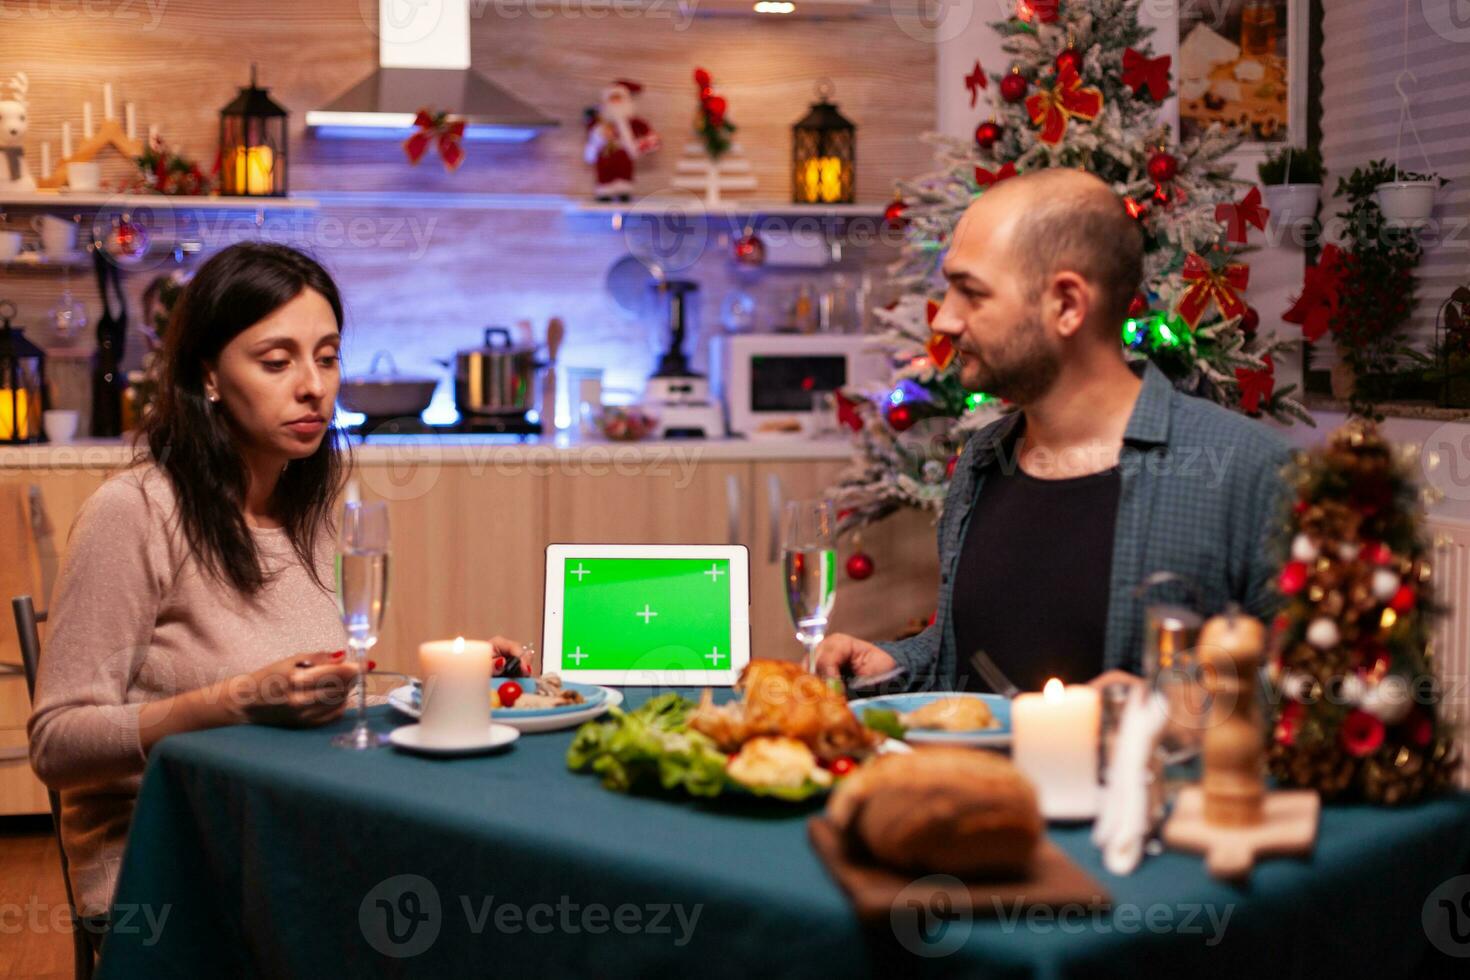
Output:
98,694,1470,979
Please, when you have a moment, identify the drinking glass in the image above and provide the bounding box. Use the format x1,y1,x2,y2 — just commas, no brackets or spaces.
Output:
781,500,837,672
333,500,391,749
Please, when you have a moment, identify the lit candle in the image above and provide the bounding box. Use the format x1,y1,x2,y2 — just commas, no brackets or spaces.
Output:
231,145,275,195
801,156,845,203
1012,677,1102,820
417,636,493,743
125,102,136,140
0,389,31,441
62,123,73,158
83,103,93,139
147,123,159,145
103,83,114,121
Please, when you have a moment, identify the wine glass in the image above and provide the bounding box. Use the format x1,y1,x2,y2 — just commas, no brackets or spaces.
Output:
781,499,837,673
332,500,391,750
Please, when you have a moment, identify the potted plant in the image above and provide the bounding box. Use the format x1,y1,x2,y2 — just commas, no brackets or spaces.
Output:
1258,146,1324,233
1433,284,1470,408
1374,168,1444,223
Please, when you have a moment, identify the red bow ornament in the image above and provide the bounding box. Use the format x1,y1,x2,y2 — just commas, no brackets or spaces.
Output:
1121,48,1171,102
973,161,1018,188
924,298,956,370
1216,186,1270,244
1025,64,1103,145
964,60,987,107
1234,354,1275,415
1177,252,1250,328
403,109,467,172
1282,244,1347,342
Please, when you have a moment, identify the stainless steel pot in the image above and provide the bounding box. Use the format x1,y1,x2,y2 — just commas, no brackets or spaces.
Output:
444,327,542,416
338,351,439,418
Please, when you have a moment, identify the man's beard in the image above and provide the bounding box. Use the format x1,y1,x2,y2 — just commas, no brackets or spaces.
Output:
961,313,1060,405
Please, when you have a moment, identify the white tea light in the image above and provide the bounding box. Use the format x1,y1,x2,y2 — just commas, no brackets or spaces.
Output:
418,636,493,744
1012,678,1101,821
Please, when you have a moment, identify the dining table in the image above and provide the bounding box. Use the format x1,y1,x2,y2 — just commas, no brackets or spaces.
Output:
96,690,1470,979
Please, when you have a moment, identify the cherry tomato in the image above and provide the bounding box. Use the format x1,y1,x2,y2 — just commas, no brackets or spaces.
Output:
498,681,523,708
829,757,856,777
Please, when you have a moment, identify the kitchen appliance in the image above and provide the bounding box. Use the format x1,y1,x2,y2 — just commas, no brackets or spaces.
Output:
344,414,539,440
339,351,438,419
711,333,887,438
644,280,724,439
443,327,544,418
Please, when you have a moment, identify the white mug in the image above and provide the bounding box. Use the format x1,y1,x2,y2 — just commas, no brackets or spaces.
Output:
66,161,101,192
0,231,21,262
43,409,80,445
32,215,77,257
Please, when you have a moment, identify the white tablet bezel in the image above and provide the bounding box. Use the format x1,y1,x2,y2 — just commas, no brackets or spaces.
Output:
542,543,751,687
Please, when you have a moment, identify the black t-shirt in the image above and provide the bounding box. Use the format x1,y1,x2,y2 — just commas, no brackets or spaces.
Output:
951,461,1121,693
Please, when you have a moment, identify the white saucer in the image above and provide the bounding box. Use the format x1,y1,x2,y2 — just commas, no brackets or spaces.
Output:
388,722,520,757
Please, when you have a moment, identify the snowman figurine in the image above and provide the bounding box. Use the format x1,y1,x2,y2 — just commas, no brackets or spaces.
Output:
0,72,36,193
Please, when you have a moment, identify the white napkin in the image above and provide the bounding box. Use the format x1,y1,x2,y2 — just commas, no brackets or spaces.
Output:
1092,687,1169,876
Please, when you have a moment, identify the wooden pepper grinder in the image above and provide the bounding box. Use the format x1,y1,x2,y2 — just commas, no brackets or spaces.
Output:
1198,612,1265,826
1163,609,1321,880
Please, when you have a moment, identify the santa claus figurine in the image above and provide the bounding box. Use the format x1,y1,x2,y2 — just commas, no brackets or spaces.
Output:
583,79,660,202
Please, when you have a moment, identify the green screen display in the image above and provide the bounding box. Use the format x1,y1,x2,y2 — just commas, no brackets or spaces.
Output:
560,558,733,670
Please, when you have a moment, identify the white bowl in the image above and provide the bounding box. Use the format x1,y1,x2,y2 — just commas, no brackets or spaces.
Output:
43,409,79,444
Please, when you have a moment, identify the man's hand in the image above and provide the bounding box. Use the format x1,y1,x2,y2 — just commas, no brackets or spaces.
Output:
813,633,898,680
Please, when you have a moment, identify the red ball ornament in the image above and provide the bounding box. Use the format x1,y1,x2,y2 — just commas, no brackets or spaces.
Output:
732,230,766,266
1147,150,1179,184
845,552,875,581
1240,305,1260,338
1127,293,1148,318
887,403,915,432
1279,560,1309,596
1340,709,1386,758
1055,47,1083,77
974,120,1003,151
1360,541,1394,566
883,198,908,230
1000,71,1029,104
1389,584,1417,613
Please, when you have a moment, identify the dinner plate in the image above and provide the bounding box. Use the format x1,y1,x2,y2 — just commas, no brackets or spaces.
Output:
847,691,1012,748
389,722,520,757
387,682,622,733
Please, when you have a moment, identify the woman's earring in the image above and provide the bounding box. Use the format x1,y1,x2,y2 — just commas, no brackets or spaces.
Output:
207,392,220,403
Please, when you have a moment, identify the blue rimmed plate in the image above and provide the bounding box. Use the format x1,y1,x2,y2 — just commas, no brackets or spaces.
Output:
848,692,1011,748
388,678,618,733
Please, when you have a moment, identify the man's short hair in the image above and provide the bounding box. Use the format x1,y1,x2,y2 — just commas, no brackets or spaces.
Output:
1008,174,1145,335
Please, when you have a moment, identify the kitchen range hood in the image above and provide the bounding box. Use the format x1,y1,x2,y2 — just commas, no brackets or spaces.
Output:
306,0,557,142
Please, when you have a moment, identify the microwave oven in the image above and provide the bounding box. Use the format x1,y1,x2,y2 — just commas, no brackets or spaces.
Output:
711,333,889,437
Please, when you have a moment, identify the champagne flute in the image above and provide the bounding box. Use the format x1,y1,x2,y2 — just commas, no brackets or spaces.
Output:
781,499,837,673
332,500,390,750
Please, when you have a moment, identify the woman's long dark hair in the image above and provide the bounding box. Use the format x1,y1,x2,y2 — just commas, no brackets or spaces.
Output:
139,242,346,596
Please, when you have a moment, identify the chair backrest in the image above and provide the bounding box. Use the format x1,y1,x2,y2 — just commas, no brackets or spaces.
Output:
12,595,44,702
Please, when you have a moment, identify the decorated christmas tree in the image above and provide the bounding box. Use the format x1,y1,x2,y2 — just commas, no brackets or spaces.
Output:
832,0,1310,533
1269,421,1459,804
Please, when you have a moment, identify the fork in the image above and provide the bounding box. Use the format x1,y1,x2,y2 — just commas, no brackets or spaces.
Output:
969,650,1020,699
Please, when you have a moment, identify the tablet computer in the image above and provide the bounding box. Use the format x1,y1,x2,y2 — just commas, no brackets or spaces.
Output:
542,544,751,686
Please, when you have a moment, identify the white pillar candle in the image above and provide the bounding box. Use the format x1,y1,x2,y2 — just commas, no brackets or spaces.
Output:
40,143,50,178
418,636,493,743
1012,678,1102,821
103,84,114,120
62,123,73,158
83,103,93,139
147,123,159,145
125,102,136,140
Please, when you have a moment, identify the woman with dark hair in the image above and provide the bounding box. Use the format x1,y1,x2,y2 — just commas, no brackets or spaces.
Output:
28,242,365,922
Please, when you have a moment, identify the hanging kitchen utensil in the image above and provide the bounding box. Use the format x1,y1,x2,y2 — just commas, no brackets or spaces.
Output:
604,254,659,317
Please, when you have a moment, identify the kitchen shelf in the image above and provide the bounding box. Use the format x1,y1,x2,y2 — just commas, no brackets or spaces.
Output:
0,192,319,211
306,190,570,211
0,252,92,270
565,199,888,220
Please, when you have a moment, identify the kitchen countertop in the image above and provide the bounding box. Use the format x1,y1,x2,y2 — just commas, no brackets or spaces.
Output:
0,433,858,472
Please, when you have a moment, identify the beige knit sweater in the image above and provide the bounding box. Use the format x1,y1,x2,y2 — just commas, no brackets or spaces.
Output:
28,463,346,915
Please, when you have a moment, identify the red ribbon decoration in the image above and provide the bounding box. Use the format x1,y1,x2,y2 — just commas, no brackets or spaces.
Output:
834,391,864,432
1234,354,1275,415
973,161,1018,188
1283,244,1347,342
964,60,987,107
1216,186,1270,244
1121,48,1171,102
1178,252,1250,328
403,109,467,172
1025,64,1103,145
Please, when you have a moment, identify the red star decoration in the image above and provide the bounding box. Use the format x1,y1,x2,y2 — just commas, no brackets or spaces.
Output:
964,60,987,108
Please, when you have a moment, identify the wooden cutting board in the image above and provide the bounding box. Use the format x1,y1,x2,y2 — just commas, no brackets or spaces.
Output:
808,816,1110,926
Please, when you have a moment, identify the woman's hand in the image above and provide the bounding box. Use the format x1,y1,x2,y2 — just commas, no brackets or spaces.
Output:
235,649,362,728
490,636,537,677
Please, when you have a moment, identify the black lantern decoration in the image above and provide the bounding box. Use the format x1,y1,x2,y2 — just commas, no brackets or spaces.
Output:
791,79,856,205
0,301,47,444
219,64,289,197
